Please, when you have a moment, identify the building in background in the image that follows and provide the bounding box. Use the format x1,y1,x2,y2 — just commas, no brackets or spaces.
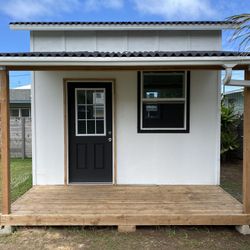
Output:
224,88,244,115
10,87,31,118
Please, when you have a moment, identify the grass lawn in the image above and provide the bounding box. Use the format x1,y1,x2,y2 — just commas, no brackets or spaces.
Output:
10,158,32,203
0,159,249,249
220,160,243,202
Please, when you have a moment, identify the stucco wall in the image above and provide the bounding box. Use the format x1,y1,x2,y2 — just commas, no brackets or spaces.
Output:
31,30,222,52
32,70,220,185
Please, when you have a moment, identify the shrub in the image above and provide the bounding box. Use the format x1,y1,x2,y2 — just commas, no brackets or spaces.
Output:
221,98,240,161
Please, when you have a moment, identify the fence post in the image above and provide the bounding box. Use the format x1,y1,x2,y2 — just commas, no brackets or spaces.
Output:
21,117,25,159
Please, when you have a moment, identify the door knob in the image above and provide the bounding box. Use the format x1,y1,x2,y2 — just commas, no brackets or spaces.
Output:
108,138,112,142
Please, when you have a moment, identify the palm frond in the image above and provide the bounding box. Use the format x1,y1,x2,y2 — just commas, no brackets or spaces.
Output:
227,14,250,52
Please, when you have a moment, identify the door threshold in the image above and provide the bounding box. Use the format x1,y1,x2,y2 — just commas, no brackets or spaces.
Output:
68,182,113,185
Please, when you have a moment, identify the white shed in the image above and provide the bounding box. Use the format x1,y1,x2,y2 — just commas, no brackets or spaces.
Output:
0,21,250,232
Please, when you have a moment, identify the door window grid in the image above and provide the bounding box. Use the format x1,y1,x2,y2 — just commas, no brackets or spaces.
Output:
75,88,106,136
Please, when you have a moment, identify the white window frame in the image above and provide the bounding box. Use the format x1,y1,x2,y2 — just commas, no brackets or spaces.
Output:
75,88,106,136
140,71,188,131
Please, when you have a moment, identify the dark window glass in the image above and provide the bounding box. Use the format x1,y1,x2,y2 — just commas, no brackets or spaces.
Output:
10,109,19,117
87,120,95,134
78,106,86,119
77,90,85,104
143,73,184,99
87,105,94,119
96,120,104,134
143,103,185,128
78,121,86,134
21,109,30,117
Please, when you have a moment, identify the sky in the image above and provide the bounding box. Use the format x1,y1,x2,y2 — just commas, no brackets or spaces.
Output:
0,0,249,89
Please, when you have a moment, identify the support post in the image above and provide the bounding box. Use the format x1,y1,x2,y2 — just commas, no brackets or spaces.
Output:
0,68,10,214
243,69,250,214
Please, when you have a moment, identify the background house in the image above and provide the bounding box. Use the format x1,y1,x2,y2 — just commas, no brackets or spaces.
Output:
10,87,31,118
224,88,244,115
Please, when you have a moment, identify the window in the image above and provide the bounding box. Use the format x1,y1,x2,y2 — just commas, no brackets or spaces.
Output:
21,108,30,117
138,71,190,133
10,108,31,117
75,88,106,136
10,108,19,117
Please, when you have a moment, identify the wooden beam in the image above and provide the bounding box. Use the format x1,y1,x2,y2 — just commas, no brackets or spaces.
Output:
0,68,10,214
1,214,250,226
243,69,250,213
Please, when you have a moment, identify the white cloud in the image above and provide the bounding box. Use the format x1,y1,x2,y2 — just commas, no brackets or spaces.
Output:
0,0,124,20
84,0,123,10
133,0,216,20
0,0,80,20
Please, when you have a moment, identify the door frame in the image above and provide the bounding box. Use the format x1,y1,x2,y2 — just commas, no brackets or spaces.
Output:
63,78,116,185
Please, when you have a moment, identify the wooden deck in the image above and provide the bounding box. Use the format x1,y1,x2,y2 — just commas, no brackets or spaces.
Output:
1,185,250,227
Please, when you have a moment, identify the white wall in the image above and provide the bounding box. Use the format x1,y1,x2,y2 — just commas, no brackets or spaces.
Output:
31,30,222,52
33,70,220,185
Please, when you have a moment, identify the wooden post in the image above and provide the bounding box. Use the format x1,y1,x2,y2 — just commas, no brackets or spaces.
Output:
243,69,250,214
0,68,10,214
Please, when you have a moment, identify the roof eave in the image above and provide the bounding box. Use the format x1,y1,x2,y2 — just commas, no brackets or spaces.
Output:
9,24,234,31
0,56,249,68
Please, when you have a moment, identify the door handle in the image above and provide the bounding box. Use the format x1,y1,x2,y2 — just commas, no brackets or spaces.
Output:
108,138,112,142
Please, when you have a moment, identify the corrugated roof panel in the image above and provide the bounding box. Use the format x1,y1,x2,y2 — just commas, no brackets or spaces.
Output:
0,51,248,57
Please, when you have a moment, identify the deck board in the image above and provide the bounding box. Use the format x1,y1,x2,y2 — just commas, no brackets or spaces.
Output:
1,185,250,226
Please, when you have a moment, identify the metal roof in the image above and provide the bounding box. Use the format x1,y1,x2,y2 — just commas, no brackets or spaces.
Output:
10,89,31,103
0,51,248,58
10,21,234,25
9,21,235,31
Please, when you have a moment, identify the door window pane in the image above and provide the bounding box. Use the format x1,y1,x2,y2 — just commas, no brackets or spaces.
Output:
95,106,104,119
78,121,86,134
94,91,105,105
96,120,104,134
76,88,106,135
77,90,86,104
87,90,94,104
87,120,95,134
78,106,86,119
87,105,95,119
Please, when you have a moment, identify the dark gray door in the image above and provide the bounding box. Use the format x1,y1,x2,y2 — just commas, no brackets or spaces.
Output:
68,82,113,183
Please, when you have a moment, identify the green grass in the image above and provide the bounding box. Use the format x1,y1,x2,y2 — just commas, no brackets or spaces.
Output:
10,158,32,203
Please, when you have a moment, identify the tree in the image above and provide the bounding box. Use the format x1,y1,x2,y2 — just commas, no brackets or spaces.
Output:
227,14,250,52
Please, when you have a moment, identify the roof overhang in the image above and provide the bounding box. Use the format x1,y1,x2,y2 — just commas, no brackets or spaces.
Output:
0,56,250,67
9,22,234,31
0,56,249,70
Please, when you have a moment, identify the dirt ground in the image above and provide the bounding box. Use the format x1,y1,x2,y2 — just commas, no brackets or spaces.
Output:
1,160,249,250
1,226,250,250
221,160,243,202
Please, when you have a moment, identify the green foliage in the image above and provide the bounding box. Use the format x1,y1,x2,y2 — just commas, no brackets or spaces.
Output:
221,99,240,161
227,14,250,52
10,158,32,202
